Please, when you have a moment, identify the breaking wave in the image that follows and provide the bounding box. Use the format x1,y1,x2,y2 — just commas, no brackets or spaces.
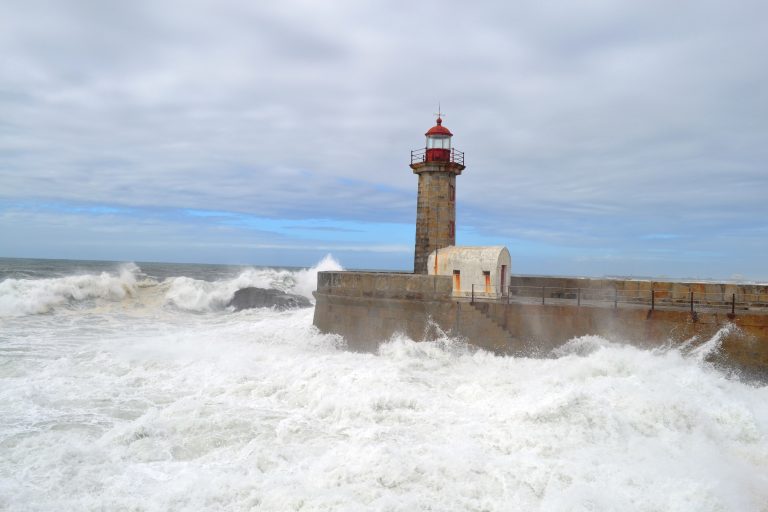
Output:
552,325,750,378
0,255,343,317
164,254,342,312
0,263,144,317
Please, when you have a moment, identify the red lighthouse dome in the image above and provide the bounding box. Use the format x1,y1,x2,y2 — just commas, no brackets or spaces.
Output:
425,117,453,137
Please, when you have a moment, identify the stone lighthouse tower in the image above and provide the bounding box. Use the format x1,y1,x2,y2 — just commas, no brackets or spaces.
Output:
410,113,465,274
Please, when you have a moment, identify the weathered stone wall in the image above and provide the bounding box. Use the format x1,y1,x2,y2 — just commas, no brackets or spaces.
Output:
313,271,451,352
313,271,768,375
509,275,768,303
412,163,460,274
472,301,768,372
316,271,452,300
313,271,515,353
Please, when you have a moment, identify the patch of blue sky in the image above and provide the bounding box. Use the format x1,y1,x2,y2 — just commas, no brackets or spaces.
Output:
183,209,239,218
217,213,411,243
82,206,127,214
1,200,410,246
640,233,681,240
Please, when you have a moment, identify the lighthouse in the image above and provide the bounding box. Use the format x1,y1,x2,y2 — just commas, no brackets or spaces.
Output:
410,113,465,274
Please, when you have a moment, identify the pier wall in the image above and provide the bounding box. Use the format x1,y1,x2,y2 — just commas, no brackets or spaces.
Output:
509,275,768,304
472,301,768,371
313,271,768,374
313,272,513,352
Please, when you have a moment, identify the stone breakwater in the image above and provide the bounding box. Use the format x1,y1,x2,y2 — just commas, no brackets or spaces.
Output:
508,275,768,309
313,271,768,375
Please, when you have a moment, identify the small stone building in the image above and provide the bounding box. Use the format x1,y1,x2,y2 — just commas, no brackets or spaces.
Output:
427,246,512,298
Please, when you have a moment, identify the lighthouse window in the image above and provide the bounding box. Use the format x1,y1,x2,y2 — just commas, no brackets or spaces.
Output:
427,137,451,149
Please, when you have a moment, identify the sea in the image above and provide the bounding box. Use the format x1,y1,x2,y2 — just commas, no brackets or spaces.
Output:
1,256,767,511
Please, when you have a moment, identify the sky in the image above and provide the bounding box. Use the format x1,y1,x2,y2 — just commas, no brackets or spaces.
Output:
1,0,766,279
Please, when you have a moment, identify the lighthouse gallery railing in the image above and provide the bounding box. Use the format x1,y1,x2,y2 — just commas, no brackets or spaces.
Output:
410,148,465,166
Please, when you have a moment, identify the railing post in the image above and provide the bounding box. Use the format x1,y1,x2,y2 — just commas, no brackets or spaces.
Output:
542,286,545,305
651,289,655,311
577,287,581,307
471,284,475,304
690,290,694,313
732,293,736,315
614,288,618,309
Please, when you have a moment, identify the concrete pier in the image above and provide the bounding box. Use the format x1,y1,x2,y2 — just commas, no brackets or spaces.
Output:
313,271,768,375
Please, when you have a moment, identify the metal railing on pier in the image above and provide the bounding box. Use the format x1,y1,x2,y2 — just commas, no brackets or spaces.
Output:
466,284,768,314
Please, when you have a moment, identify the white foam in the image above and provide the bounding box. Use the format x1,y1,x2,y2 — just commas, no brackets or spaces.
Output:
0,263,141,317
2,267,768,511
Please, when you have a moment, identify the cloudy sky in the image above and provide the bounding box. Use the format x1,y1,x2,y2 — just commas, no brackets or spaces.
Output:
1,0,766,279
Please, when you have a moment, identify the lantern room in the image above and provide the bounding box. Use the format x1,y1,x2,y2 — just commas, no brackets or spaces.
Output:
410,115,464,167
425,117,452,162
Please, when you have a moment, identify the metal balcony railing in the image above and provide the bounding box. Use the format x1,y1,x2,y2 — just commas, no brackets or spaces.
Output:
410,148,465,166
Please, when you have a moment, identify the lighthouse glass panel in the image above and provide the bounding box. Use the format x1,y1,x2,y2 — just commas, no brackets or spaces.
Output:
427,136,451,149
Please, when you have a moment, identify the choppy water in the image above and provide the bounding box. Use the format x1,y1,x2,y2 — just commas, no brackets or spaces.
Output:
1,257,767,511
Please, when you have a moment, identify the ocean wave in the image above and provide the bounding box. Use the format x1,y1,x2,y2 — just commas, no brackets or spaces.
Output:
0,255,343,317
163,254,342,312
0,263,142,317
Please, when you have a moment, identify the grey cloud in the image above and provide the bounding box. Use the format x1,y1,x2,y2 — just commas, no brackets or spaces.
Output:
0,0,766,275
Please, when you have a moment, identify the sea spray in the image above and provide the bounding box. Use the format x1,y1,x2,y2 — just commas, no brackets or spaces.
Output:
688,323,737,363
289,254,343,300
